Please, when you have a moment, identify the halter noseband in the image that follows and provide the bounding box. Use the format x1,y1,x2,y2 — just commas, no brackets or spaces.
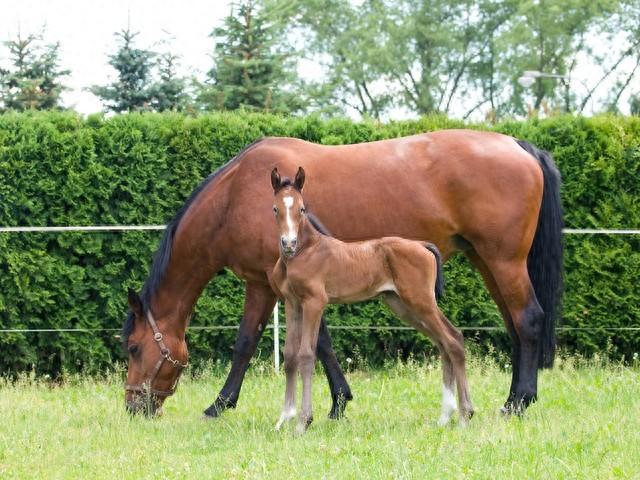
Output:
124,309,188,399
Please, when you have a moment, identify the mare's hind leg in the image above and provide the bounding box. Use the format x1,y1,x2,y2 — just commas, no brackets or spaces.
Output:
465,251,521,414
276,299,302,430
317,316,353,419
478,253,544,414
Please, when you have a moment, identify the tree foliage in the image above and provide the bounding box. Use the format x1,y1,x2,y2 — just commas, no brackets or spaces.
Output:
275,0,637,119
0,31,70,112
90,27,156,113
199,0,305,113
150,51,190,112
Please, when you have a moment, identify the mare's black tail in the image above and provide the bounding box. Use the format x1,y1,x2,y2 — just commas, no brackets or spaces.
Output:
424,243,444,301
516,139,564,369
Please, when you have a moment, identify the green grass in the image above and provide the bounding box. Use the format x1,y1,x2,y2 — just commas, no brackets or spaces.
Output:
1,356,639,479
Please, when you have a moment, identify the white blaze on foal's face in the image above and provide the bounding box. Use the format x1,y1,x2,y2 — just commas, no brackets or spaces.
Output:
273,187,305,257
283,195,295,240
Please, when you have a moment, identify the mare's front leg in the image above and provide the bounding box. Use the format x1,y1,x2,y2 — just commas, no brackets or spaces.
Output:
276,300,302,430
204,282,276,418
297,297,326,434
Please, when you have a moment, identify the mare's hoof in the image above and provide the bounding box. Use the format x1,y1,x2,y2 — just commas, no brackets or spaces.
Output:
328,392,353,420
501,393,536,417
500,403,525,417
203,397,235,419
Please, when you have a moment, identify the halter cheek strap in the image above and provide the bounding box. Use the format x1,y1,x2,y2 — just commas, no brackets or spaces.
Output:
124,309,188,398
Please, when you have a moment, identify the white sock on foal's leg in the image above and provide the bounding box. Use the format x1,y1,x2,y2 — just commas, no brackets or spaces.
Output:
438,383,457,426
275,406,297,430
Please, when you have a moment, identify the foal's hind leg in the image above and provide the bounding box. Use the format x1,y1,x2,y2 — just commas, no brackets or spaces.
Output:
437,347,457,426
276,300,301,430
383,293,471,425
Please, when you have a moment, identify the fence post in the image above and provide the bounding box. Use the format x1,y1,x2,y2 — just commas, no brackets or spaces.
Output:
273,302,279,373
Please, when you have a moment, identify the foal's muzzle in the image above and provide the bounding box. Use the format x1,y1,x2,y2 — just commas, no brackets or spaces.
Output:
280,236,297,256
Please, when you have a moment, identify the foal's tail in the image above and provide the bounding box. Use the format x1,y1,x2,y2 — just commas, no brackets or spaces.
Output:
516,139,564,369
424,243,444,301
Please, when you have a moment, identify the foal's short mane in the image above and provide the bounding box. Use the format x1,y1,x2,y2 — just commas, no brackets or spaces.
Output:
122,139,266,346
307,212,331,237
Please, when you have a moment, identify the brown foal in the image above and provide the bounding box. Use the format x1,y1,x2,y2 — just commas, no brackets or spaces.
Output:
270,167,474,432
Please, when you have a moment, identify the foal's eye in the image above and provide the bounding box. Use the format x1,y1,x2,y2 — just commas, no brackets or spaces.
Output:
128,344,140,357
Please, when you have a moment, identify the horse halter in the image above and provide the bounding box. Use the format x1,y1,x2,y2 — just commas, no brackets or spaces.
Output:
124,309,188,399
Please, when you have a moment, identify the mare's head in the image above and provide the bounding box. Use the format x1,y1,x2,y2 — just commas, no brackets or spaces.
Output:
123,289,188,416
271,166,306,258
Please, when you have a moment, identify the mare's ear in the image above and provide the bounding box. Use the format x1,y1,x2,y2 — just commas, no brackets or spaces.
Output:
271,167,281,192
294,166,305,191
127,289,143,318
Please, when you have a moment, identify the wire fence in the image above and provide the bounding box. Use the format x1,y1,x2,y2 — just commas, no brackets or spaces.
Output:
2,223,639,369
2,325,639,334
2,225,640,234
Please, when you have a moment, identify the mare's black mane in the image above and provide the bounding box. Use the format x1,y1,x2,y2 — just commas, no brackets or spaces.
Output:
122,139,265,346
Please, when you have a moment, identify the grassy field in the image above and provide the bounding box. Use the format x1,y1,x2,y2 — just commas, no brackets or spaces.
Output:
1,356,638,479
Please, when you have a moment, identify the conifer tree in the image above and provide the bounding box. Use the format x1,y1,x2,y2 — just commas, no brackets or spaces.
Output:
200,0,303,113
0,31,69,111
90,27,155,112
150,51,189,112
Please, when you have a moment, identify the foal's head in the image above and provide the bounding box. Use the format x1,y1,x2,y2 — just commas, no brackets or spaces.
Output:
271,166,306,258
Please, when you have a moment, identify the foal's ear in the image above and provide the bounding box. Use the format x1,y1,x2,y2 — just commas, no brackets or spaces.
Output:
271,167,281,191
127,289,143,318
294,166,305,191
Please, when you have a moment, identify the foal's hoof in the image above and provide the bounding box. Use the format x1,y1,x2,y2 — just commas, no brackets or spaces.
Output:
458,409,474,427
296,418,313,435
437,413,455,427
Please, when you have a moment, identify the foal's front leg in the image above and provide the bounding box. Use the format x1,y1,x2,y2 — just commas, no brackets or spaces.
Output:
297,298,326,433
276,300,301,430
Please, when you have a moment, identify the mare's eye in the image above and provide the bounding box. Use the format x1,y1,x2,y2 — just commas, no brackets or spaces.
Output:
128,344,140,357
273,206,278,215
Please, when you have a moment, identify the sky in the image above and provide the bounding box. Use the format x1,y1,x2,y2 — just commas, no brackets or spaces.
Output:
0,0,635,118
0,0,233,113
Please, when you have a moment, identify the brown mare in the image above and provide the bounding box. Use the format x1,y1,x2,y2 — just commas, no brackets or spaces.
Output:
123,130,562,417
270,167,473,432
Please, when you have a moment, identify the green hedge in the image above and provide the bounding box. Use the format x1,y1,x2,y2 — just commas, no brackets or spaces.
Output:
1,111,639,375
